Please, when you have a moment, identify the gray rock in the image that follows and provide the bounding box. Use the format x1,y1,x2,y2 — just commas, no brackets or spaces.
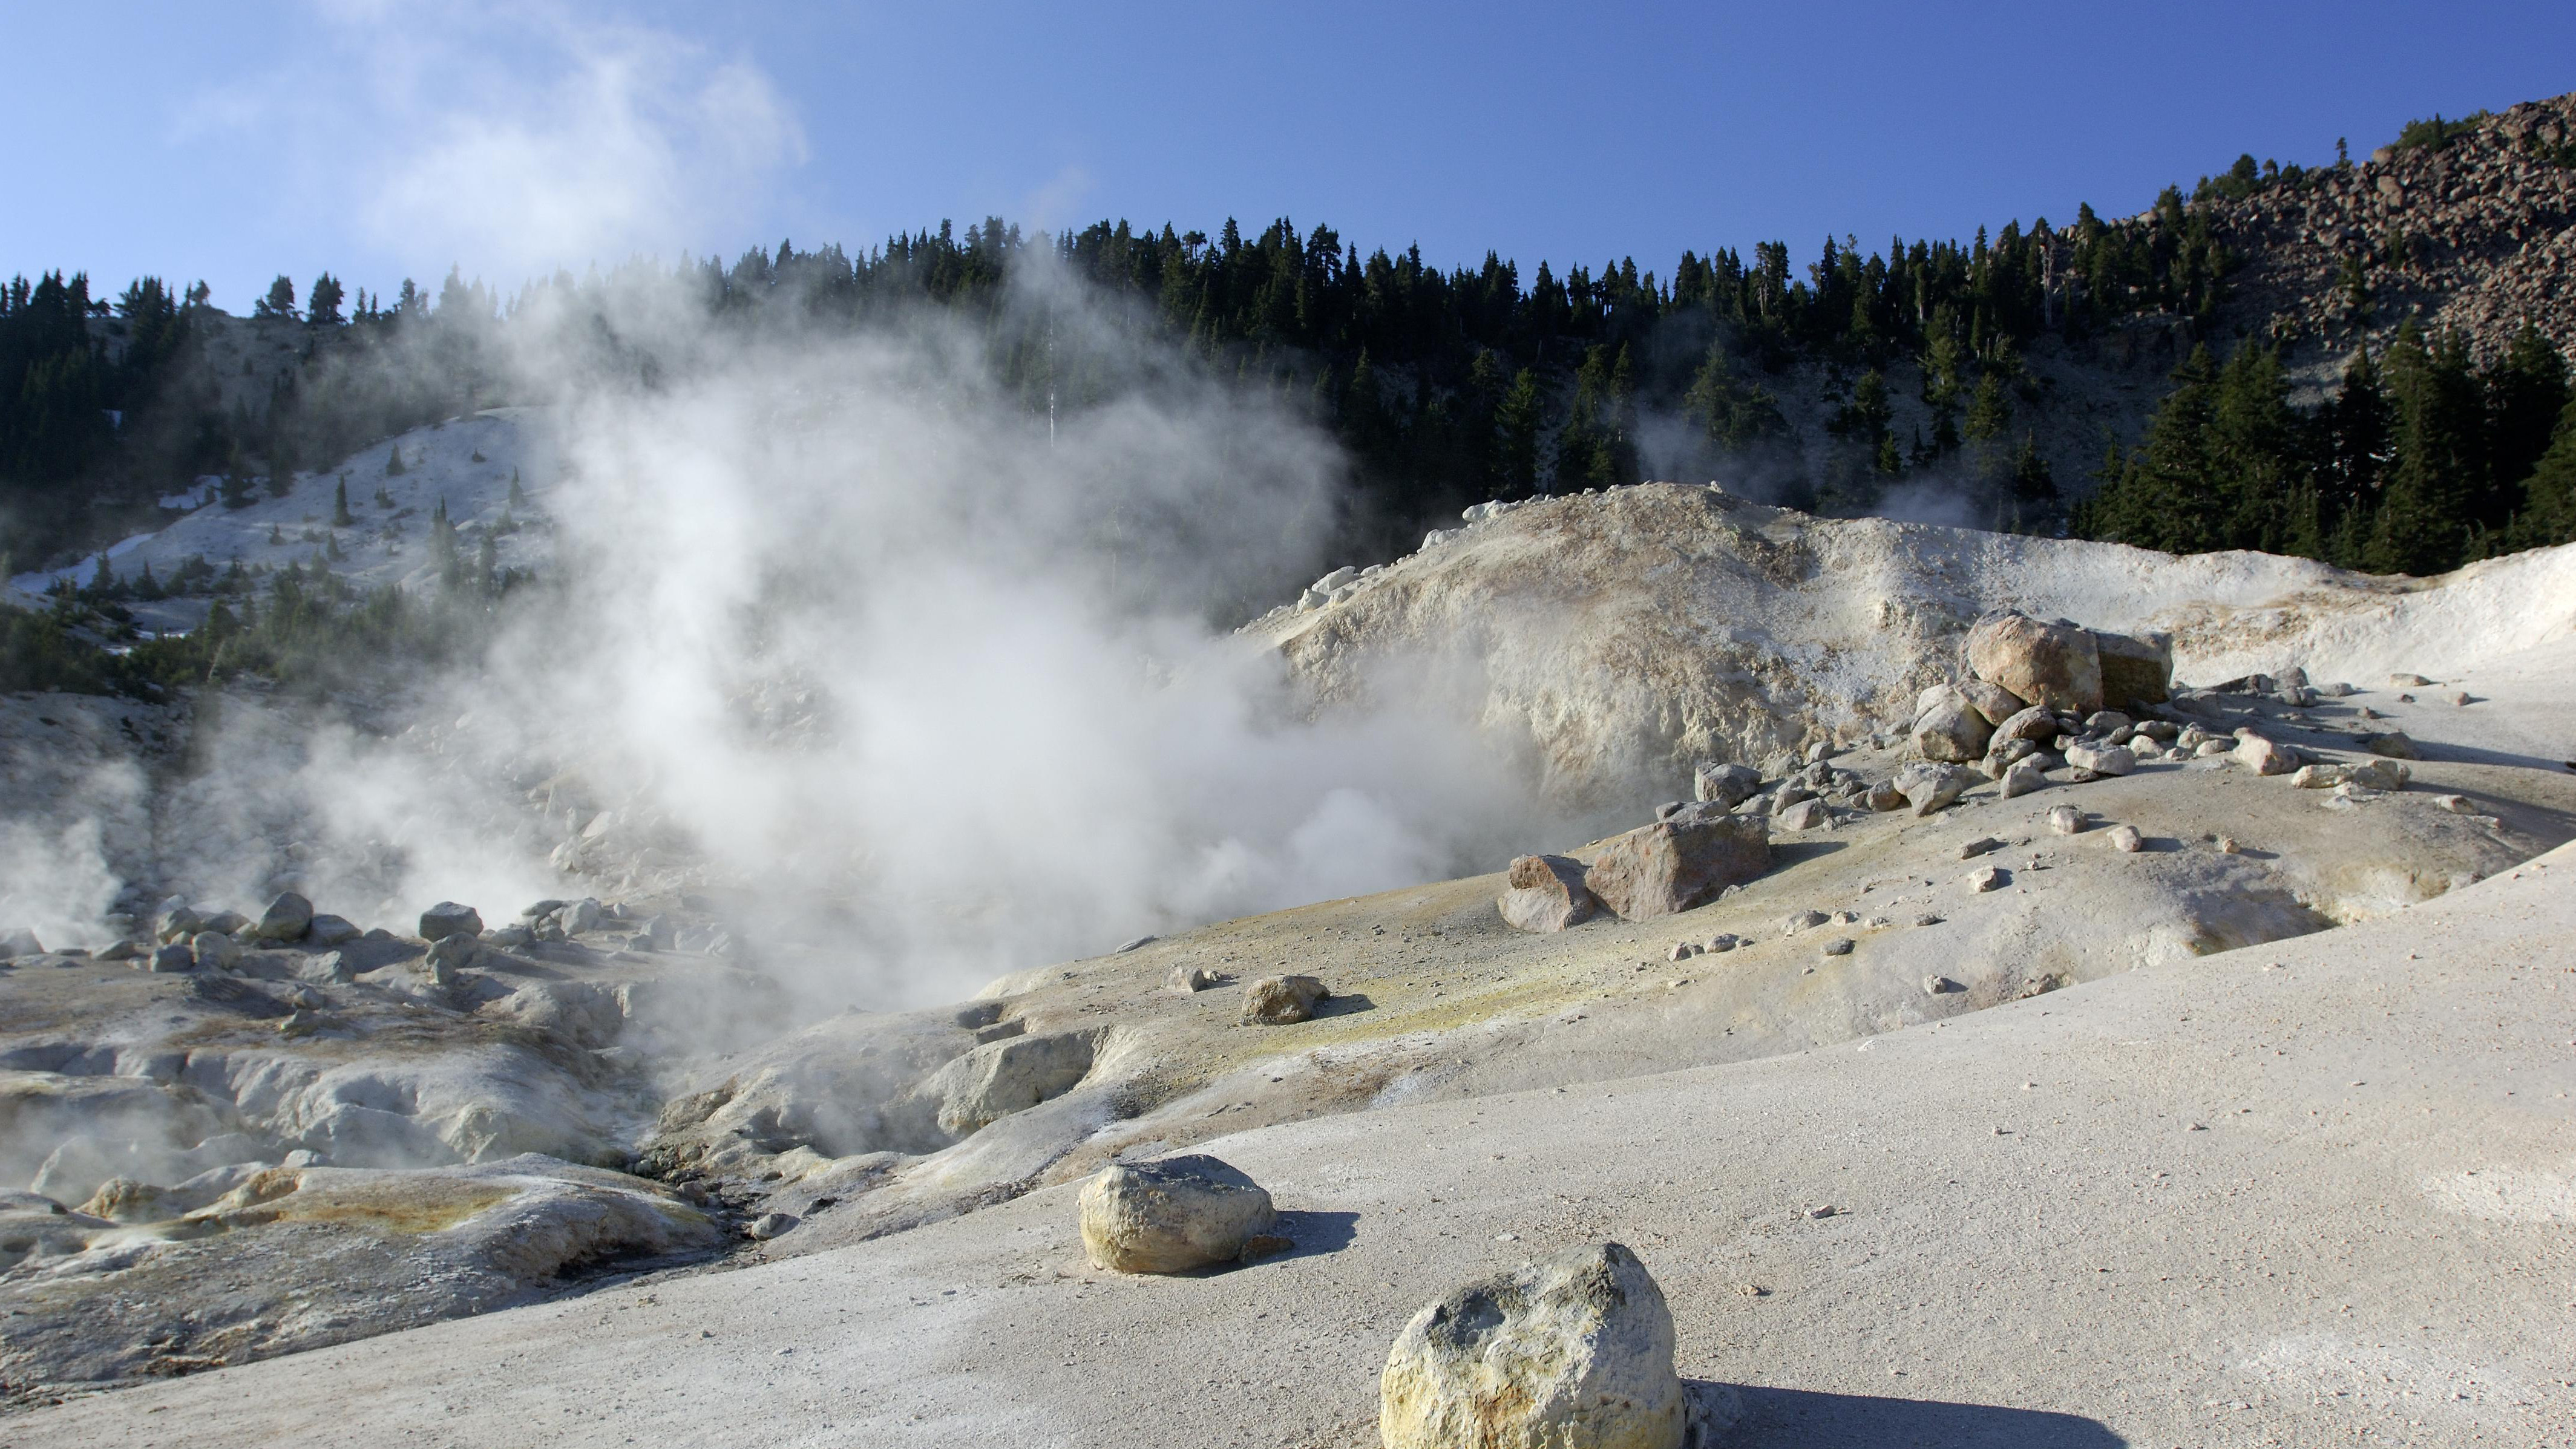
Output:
2063,742,2137,777
1820,937,1855,957
2359,731,2422,760
419,902,484,941
1893,762,1976,817
1779,909,1829,935
1965,865,2009,892
1911,691,1993,764
427,932,480,970
297,950,355,985
149,943,195,973
746,1211,798,1240
1691,762,1762,810
1998,757,2048,799
156,897,202,944
2106,825,2145,853
254,892,314,943
1499,855,1601,934
1923,975,1962,995
305,914,361,947
1079,1155,1278,1274
2047,805,2085,835
1958,836,2004,859
1241,975,1329,1025
1775,797,1830,831
1168,964,1219,993
190,931,243,972
0,927,44,959
1863,779,1909,811
94,940,145,963
1583,813,1770,921
2350,758,2410,790
1380,1241,1686,1449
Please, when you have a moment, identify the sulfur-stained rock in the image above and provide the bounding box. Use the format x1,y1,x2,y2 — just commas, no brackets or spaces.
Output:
1241,975,1329,1025
1380,1241,1687,1449
1078,1155,1277,1274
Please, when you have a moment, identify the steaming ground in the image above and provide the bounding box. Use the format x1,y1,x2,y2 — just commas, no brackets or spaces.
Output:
3,459,2574,1441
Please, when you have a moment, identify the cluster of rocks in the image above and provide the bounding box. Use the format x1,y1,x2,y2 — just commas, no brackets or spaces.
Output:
1498,803,1771,935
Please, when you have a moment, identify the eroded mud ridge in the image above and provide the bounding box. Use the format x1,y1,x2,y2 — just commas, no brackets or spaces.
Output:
4,483,2574,1411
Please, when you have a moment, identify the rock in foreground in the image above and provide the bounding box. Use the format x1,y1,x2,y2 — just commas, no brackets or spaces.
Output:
1078,1155,1277,1274
1380,1240,1688,1449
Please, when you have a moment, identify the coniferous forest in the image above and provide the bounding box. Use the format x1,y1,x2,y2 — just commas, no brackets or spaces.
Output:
7,112,2576,624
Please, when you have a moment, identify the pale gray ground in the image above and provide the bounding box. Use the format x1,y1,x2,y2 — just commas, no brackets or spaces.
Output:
11,842,2568,1448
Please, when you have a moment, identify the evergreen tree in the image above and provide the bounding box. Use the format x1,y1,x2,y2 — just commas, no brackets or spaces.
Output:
253,275,298,321
385,445,405,477
2486,324,2570,523
2365,324,2485,573
333,476,354,526
1495,368,1542,498
307,273,346,327
2509,393,2576,549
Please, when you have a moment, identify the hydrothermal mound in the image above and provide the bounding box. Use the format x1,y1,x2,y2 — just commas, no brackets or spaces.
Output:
4,483,2573,1445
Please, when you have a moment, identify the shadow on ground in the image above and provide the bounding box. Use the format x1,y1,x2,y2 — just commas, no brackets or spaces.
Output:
1715,1383,2126,1447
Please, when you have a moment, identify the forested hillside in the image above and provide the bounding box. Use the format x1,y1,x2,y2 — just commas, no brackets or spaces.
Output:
7,93,2576,595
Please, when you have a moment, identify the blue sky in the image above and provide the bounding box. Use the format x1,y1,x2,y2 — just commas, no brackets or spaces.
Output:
10,1,2573,310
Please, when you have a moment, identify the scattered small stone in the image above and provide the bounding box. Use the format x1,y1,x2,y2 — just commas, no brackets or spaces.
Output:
1923,975,1962,995
2105,825,2144,853
1965,866,2008,892
2217,836,2242,854
1780,909,1829,935
2448,691,2474,707
1958,836,2004,859
1912,913,1943,927
2388,673,2433,687
1667,941,1699,962
2047,805,2085,836
2233,733,2296,776
1167,964,1218,993
1820,938,1855,957
1998,757,2048,799
2432,794,2476,814
747,1212,798,1240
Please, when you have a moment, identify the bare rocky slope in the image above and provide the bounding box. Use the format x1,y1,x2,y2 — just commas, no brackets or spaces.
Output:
3,479,2572,1431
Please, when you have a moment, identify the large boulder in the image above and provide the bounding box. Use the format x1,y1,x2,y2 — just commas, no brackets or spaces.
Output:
1078,1155,1277,1274
419,902,483,942
1380,1241,1686,1449
1689,761,1762,810
1966,611,2103,715
1910,689,1993,763
1498,855,1601,934
2093,629,2174,709
1240,975,1329,1025
254,892,314,943
1582,809,1769,921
